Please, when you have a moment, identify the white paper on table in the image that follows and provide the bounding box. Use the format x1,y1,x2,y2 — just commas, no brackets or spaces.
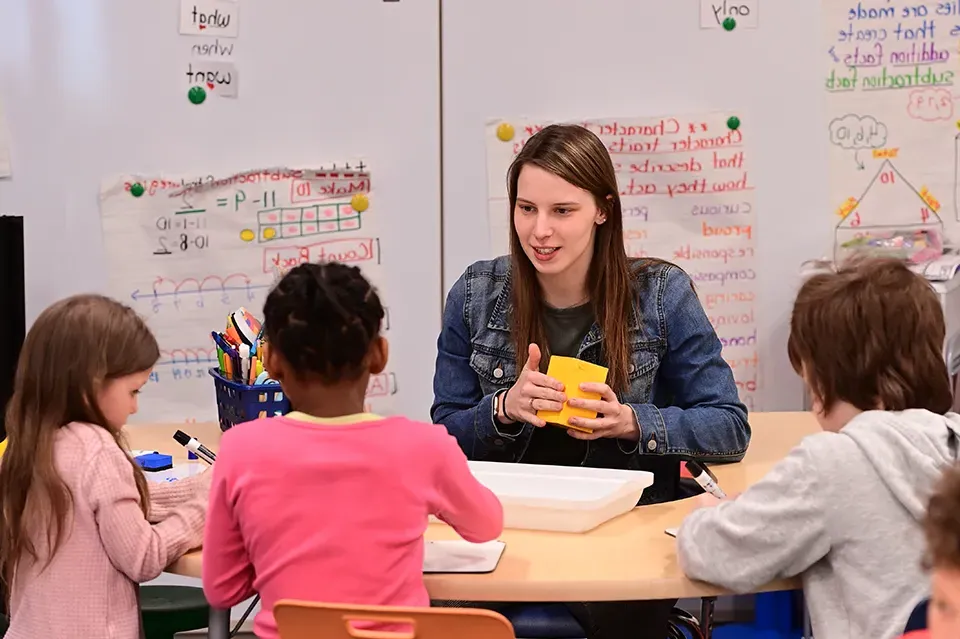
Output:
143,461,210,483
423,540,505,574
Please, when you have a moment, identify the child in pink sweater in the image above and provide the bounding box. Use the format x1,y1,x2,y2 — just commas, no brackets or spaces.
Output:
202,262,504,639
0,295,210,639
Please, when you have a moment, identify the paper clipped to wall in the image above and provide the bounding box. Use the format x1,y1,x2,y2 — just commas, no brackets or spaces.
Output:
822,0,955,260
180,0,240,38
99,164,398,423
485,113,759,411
700,0,759,29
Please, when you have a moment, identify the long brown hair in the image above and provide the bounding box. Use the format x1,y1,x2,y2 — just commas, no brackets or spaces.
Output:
0,294,159,596
507,124,635,391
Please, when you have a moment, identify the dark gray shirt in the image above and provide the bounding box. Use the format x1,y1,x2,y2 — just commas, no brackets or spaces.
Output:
521,302,594,466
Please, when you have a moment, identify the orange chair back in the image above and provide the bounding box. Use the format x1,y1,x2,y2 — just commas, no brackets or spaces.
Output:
274,600,516,639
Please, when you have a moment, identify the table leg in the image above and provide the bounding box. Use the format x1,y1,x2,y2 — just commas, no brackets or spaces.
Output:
700,597,716,639
208,607,231,639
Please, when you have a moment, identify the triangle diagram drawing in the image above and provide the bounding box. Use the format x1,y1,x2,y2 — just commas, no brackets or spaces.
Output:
837,159,942,229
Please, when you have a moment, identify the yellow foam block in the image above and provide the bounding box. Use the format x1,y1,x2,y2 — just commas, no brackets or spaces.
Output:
536,356,609,433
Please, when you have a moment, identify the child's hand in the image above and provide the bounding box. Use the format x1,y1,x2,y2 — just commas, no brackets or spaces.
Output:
692,491,739,511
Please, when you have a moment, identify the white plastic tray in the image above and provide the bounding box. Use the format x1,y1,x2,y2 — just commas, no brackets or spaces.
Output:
467,461,654,533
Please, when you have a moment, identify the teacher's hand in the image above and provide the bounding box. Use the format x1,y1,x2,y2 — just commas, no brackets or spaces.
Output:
502,344,566,427
565,382,641,441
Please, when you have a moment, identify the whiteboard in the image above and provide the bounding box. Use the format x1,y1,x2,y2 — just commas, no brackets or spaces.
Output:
441,1,828,411
0,0,441,422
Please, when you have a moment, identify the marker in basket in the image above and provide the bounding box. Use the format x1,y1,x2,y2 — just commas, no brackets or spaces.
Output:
239,344,251,382
211,331,240,381
684,460,727,499
172,430,217,465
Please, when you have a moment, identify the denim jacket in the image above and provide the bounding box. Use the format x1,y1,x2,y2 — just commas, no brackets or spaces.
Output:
430,256,750,503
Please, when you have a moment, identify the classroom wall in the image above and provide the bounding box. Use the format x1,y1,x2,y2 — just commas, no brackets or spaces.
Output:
0,1,864,420
0,0,442,423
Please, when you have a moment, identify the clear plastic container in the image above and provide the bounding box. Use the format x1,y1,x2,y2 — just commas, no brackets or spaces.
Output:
467,461,654,533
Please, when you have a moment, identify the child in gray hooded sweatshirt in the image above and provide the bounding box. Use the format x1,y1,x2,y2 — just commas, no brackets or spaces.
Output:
677,256,960,639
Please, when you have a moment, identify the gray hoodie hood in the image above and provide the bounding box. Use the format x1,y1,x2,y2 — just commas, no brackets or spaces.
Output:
842,409,960,521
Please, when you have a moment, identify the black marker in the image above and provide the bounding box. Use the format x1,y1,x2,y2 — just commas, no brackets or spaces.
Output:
173,430,217,465
684,460,727,499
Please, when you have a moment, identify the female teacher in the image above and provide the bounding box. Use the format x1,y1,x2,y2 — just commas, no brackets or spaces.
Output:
431,124,750,639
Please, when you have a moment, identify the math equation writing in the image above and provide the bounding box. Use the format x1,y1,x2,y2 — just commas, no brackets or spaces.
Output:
100,165,393,423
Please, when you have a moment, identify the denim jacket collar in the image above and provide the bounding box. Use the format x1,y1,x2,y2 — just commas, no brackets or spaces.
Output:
487,268,642,349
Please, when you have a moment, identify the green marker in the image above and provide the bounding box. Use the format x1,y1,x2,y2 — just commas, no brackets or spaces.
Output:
188,86,207,105
130,182,145,197
722,17,736,31
727,116,741,131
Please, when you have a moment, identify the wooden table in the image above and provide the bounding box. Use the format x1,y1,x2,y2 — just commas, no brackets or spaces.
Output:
129,412,819,636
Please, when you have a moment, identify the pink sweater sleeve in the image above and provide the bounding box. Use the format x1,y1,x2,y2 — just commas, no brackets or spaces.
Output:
147,471,212,523
86,445,206,583
431,436,504,543
202,442,256,609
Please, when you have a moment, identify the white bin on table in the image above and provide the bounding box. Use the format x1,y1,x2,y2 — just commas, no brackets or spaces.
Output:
467,461,654,533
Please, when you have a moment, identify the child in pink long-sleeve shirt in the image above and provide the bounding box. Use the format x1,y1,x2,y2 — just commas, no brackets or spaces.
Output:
202,262,504,639
0,295,209,639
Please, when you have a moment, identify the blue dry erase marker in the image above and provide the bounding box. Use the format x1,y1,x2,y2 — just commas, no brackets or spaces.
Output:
211,331,235,355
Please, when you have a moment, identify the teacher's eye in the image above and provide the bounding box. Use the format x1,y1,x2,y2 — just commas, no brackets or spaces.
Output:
554,207,571,215
518,204,536,214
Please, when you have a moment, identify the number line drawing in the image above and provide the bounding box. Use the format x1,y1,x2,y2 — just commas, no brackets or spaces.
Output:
132,283,273,301
157,347,219,367
130,273,269,300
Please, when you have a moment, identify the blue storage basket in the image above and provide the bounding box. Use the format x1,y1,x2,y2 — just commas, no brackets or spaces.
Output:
209,367,290,431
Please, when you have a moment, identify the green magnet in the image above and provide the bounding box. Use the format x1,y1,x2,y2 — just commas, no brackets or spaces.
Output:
130,182,145,197
727,116,741,131
188,86,207,105
722,17,737,31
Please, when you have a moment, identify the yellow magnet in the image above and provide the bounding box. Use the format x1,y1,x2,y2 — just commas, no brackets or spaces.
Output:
496,122,515,142
239,229,255,242
263,227,277,240
351,193,370,212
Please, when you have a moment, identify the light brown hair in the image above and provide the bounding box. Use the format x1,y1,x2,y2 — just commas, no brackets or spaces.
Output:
0,295,159,598
924,463,960,570
507,124,666,392
787,256,952,414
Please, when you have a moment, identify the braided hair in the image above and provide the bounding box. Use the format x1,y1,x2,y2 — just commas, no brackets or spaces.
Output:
263,262,384,383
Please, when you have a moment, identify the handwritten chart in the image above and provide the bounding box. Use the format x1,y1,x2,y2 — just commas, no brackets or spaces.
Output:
485,114,759,411
823,0,955,254
100,165,399,423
